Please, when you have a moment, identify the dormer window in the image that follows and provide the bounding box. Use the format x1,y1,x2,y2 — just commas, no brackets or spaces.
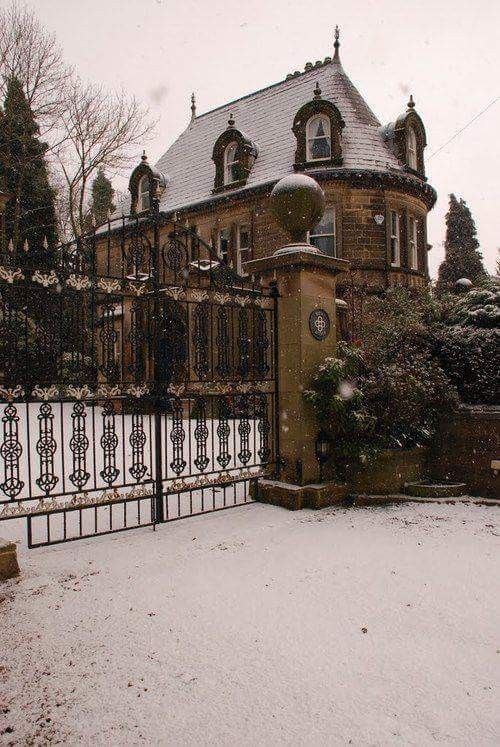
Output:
383,97,427,178
292,84,344,171
306,115,331,161
212,116,258,193
224,142,239,185
407,128,417,170
137,175,151,212
128,152,168,215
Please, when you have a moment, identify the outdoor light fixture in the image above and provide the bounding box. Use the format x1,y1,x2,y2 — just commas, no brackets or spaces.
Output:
374,214,385,225
315,430,332,482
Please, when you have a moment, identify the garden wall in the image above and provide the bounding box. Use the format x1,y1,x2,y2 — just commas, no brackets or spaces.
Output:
429,405,499,499
349,447,427,495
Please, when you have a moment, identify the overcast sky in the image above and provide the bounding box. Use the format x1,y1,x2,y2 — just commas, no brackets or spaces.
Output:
25,0,500,275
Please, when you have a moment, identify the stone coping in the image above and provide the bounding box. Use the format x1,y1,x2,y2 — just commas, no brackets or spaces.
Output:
245,247,350,276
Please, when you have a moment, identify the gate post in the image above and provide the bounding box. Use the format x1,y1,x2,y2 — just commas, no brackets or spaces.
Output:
246,174,349,508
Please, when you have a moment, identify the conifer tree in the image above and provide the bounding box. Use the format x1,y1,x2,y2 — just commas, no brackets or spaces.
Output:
436,194,487,293
87,168,115,229
0,76,58,259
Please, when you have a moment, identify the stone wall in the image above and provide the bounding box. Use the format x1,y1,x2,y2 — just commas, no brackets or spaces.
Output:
174,180,430,291
429,406,500,499
348,447,428,495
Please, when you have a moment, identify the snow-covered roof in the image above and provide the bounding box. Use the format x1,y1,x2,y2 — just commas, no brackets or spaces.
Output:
116,52,412,219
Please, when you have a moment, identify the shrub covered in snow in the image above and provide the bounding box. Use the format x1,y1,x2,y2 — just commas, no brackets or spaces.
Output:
435,278,500,404
304,347,456,479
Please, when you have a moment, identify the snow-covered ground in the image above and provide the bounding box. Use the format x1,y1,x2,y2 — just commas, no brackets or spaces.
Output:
1,501,499,745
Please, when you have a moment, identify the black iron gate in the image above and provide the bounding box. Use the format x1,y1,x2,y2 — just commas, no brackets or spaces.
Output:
0,202,278,547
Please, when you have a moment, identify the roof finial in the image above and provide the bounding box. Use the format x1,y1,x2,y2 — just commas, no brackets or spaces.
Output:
190,92,196,120
407,94,415,109
228,112,235,128
141,150,148,162
333,25,340,62
314,82,322,98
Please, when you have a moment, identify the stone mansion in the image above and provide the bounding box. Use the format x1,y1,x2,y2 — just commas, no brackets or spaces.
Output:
124,30,436,319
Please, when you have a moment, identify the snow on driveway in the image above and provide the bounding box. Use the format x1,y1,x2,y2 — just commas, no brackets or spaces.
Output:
1,501,498,745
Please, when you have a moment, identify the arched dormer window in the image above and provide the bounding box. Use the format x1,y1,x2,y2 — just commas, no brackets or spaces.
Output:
383,97,427,178
306,114,331,161
128,151,168,215
224,142,239,185
137,175,151,212
293,84,344,171
212,115,258,193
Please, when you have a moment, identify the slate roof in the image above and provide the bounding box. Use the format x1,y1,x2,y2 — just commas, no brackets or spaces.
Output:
118,54,409,217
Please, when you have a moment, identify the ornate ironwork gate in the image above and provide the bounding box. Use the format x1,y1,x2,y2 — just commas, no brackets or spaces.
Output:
0,203,278,547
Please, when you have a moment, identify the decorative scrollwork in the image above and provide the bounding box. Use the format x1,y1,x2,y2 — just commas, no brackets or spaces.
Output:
163,286,186,301
32,385,60,401
0,403,24,499
257,394,271,462
193,398,209,472
69,401,90,490
191,290,209,303
163,236,187,275
99,303,119,382
169,397,186,476
97,384,121,398
32,269,59,288
0,385,25,402
66,385,92,401
126,233,150,279
97,278,122,294
255,309,270,377
128,299,145,379
216,397,231,469
66,273,93,291
216,305,231,378
193,302,210,380
127,383,150,398
35,403,59,495
237,395,252,465
237,307,251,379
129,413,148,481
100,400,119,485
0,265,24,284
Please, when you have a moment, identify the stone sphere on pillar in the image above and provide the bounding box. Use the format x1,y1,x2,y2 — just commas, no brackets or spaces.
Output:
270,174,325,245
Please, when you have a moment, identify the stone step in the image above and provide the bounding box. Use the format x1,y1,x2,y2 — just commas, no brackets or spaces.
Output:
404,481,468,499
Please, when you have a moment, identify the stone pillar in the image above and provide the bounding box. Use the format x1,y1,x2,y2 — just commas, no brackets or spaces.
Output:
246,174,349,508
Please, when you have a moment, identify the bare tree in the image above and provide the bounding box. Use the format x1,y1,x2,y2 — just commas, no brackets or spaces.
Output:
0,2,70,129
55,78,156,237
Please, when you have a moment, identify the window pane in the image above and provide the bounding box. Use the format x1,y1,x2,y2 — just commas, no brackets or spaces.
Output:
310,234,335,256
391,211,398,235
307,116,331,161
239,226,250,249
311,208,335,236
230,162,239,182
314,119,328,138
391,238,398,265
310,137,331,159
224,143,238,184
219,229,230,263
